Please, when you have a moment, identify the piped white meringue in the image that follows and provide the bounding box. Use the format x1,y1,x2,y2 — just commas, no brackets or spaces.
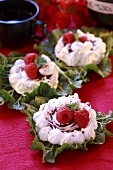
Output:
9,54,59,95
55,29,106,67
33,93,98,145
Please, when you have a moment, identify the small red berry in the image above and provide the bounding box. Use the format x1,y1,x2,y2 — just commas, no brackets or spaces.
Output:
24,63,38,79
73,109,89,128
79,36,88,43
24,53,38,65
56,106,73,124
62,32,75,45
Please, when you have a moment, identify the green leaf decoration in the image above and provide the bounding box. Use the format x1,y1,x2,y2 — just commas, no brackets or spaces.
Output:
0,51,27,109
42,144,59,163
0,51,25,92
48,28,64,46
35,56,47,67
0,49,59,110
33,43,56,61
33,27,112,95
0,26,113,111
0,89,15,103
98,57,112,78
0,53,7,64
24,97,113,163
8,101,25,110
29,96,49,109
0,26,113,163
22,82,57,103
92,132,105,144
38,82,57,97
66,103,79,111
7,51,25,63
21,84,113,163
55,61,88,95
31,137,44,150
0,53,9,90
85,57,112,78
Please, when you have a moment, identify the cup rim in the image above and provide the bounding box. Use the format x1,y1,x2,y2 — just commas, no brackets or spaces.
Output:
0,0,39,24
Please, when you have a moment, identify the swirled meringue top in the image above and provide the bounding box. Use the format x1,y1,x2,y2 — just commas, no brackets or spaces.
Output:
9,54,59,95
33,93,98,145
55,29,106,66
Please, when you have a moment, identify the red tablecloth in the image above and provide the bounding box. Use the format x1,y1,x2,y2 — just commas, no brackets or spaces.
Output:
1,29,113,170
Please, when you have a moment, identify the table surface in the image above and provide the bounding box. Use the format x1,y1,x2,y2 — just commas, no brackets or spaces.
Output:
1,25,113,170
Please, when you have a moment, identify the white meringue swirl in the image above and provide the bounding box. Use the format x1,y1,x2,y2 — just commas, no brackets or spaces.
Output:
55,29,106,67
9,54,59,95
33,93,98,145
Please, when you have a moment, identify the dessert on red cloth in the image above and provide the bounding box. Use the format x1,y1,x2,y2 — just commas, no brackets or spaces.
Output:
1,60,113,168
1,1,113,169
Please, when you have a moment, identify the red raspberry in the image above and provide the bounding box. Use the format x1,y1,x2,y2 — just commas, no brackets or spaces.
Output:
24,63,38,79
79,36,88,43
56,106,73,124
62,32,75,45
24,53,38,65
73,109,89,128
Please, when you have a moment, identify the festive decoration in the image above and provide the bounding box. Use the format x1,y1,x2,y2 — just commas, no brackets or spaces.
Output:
35,0,96,29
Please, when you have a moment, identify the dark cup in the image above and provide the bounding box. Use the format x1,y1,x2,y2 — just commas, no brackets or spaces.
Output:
87,0,113,29
0,0,47,47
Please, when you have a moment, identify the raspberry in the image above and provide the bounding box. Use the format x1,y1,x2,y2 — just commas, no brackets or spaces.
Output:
79,36,88,43
73,109,89,128
62,32,75,45
24,53,38,65
56,106,73,124
24,63,38,79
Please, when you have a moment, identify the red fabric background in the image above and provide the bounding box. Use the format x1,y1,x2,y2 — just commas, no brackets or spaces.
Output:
0,25,113,170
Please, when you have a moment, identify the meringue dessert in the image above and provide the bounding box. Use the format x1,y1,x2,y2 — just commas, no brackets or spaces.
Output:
33,93,98,145
9,54,59,95
55,29,106,66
